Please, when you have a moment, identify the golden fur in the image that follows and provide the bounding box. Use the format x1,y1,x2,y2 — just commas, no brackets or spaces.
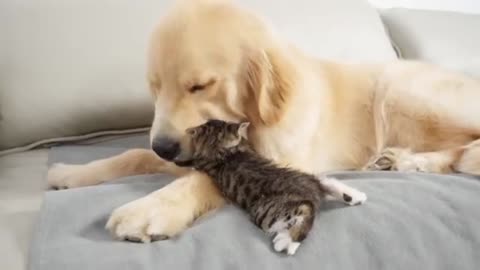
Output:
48,0,480,242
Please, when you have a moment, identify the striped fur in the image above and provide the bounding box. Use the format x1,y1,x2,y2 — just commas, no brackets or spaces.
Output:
175,120,366,255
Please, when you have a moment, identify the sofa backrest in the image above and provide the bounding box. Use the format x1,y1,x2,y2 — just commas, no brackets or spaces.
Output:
0,0,396,151
381,8,480,77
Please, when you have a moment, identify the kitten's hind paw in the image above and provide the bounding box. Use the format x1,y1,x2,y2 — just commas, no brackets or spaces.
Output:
272,231,301,255
286,242,301,255
344,190,367,206
321,177,367,206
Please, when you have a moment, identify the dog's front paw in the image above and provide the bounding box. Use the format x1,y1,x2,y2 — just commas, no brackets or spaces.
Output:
47,163,91,189
106,192,193,243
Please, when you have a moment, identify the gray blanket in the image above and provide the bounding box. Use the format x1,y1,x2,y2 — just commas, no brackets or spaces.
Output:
29,135,480,270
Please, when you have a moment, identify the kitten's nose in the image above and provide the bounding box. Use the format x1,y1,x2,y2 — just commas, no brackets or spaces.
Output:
151,137,180,161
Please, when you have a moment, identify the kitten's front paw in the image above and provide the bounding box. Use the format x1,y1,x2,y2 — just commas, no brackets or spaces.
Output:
272,231,301,255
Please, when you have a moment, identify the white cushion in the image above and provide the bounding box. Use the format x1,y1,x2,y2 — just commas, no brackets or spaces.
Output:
239,0,396,62
0,0,395,150
381,8,480,77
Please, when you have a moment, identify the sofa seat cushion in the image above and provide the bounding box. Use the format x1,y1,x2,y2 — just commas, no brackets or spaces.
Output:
0,150,49,270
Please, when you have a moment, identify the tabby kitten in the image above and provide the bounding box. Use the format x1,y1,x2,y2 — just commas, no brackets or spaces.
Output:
174,120,367,255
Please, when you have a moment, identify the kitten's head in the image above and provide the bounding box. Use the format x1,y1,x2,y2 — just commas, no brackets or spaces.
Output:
173,119,251,167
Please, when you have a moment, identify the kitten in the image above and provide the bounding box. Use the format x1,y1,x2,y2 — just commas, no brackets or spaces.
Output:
174,120,367,255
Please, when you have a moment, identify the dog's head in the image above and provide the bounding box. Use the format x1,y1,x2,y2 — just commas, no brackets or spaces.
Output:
173,119,251,167
148,0,297,161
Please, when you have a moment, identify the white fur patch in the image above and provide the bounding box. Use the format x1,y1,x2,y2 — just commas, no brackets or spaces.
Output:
268,215,305,235
268,219,289,233
293,215,304,225
272,231,301,255
347,189,367,206
287,242,301,255
320,177,367,205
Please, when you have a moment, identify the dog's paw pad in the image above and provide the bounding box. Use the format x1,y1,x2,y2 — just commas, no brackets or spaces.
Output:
150,234,169,241
125,236,143,243
364,155,395,171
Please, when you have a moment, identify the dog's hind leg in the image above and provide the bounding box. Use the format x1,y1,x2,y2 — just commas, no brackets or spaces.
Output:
363,141,480,175
453,140,480,175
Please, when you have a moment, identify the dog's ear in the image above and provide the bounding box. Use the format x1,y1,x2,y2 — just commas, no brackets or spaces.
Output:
245,47,294,126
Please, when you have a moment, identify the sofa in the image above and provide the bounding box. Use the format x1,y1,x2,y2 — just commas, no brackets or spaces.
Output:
1,1,479,269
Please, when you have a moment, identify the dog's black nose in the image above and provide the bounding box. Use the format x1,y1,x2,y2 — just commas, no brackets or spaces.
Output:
152,137,180,161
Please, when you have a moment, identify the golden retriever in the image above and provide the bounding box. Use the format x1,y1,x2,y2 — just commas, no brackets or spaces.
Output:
48,0,480,242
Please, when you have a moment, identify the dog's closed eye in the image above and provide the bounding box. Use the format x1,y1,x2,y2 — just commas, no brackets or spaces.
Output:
189,84,206,93
188,78,216,94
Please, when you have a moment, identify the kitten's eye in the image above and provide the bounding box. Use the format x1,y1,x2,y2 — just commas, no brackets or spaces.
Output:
189,84,206,93
186,128,197,136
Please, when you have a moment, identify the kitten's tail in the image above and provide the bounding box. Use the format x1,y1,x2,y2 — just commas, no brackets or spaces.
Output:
316,176,367,206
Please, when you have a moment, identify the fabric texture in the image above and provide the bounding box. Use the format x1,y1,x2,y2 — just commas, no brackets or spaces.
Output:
381,8,480,77
0,134,148,270
27,139,480,270
0,150,49,270
0,0,396,150
0,128,150,157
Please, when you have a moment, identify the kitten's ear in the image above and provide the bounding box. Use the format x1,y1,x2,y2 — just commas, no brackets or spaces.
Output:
237,122,250,140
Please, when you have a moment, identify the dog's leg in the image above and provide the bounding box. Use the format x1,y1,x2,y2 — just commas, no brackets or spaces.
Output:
106,171,225,242
47,149,189,189
363,146,466,174
452,140,480,175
